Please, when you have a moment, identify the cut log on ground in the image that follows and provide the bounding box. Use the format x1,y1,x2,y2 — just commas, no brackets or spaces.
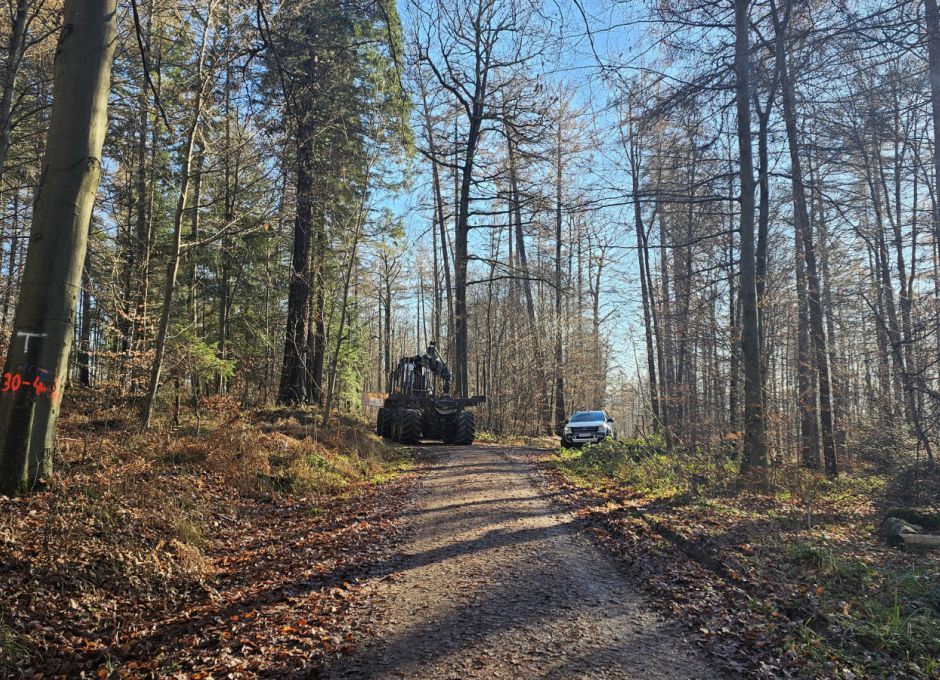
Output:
898,534,940,552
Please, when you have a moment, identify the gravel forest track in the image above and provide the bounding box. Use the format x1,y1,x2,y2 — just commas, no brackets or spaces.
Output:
324,444,725,679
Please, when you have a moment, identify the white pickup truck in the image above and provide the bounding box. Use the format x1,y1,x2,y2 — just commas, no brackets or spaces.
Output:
561,410,616,448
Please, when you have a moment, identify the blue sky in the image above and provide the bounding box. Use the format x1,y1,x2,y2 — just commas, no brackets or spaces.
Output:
383,0,652,383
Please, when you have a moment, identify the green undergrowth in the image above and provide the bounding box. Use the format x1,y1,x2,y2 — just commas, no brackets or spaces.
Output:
63,404,413,499
781,542,939,677
547,437,940,678
554,435,738,500
0,624,28,676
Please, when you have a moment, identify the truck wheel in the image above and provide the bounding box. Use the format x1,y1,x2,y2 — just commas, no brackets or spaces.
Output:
422,412,441,439
388,408,402,441
377,408,393,438
453,411,476,445
399,408,422,444
441,420,456,444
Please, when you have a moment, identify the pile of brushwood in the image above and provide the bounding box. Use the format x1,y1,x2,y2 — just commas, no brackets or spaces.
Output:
530,436,939,679
0,395,415,678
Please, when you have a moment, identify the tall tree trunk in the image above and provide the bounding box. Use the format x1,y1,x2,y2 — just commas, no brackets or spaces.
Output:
310,221,326,405
131,0,156,368
735,0,768,474
773,0,837,476
925,0,940,462
218,61,233,394
323,195,367,428
726,163,740,434
0,0,30,185
277,124,313,404
658,200,676,446
755,99,772,383
419,78,452,342
453,107,483,398
140,9,213,430
554,117,566,432
507,127,550,430
795,224,818,468
188,140,204,325
0,0,118,495
384,278,392,392
644,213,669,439
2,190,19,326
78,235,93,387
627,120,659,424
810,152,847,458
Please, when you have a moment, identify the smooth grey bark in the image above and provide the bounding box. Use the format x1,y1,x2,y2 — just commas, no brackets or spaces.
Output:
0,0,118,495
78,231,93,387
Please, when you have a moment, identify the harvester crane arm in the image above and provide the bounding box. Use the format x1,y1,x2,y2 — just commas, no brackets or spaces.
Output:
414,341,451,393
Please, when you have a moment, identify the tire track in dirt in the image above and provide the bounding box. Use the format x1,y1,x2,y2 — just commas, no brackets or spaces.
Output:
324,444,726,679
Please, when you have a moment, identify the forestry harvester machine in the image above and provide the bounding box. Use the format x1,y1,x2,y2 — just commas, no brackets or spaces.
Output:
376,342,484,445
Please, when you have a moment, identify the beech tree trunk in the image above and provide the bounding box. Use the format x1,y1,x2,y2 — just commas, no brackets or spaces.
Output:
0,0,118,495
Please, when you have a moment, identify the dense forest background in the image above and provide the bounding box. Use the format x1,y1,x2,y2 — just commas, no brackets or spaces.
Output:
0,0,938,476
1,1,940,677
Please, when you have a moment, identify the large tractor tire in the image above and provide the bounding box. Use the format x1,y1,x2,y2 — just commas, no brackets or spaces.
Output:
422,412,442,440
399,408,422,444
453,410,476,445
376,407,392,438
441,419,456,444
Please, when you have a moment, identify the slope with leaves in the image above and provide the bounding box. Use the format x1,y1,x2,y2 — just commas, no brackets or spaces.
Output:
0,398,416,678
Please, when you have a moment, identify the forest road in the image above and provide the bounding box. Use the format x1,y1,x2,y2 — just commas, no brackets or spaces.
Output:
323,444,726,679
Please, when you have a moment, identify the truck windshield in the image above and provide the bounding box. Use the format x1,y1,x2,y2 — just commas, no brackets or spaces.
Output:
570,411,605,422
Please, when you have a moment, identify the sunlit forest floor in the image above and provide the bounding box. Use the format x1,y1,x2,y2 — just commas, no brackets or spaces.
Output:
526,438,940,679
2,404,938,679
0,396,416,678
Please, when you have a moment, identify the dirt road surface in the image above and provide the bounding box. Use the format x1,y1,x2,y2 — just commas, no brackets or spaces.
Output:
324,444,725,679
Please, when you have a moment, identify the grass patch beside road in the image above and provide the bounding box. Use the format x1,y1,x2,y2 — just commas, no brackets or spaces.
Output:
540,437,940,679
